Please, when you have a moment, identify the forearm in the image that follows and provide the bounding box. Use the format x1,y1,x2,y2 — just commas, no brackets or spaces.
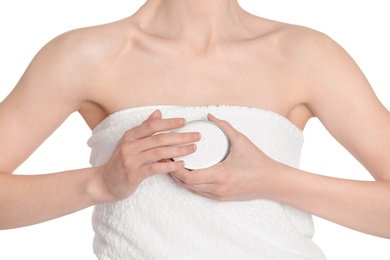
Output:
268,165,390,238
0,167,102,229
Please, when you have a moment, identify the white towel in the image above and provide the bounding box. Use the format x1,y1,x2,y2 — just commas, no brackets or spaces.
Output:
88,105,326,260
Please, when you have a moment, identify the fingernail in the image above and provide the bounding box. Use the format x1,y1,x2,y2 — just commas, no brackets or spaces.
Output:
193,132,201,140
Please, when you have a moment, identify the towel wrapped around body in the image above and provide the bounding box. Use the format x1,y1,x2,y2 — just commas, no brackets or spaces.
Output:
88,105,326,260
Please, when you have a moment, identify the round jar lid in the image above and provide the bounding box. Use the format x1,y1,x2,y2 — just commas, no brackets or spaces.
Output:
172,120,230,170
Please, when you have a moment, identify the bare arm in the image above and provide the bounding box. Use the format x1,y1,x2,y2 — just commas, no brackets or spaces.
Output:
170,30,390,238
0,30,199,229
294,31,390,237
265,30,390,237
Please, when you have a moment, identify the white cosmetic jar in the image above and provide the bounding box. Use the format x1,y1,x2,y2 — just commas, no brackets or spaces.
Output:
171,120,230,170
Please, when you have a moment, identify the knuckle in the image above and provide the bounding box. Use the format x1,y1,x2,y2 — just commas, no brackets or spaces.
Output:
119,144,129,157
177,144,191,154
169,118,183,128
219,119,230,126
153,134,166,145
164,162,175,172
182,133,198,144
216,119,230,129
143,121,157,132
148,162,164,175
166,163,180,174
152,148,165,158
119,141,136,156
123,130,135,140
175,133,186,143
236,132,247,141
146,163,157,173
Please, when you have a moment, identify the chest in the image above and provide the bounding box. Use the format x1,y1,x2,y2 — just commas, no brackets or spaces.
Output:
99,46,294,111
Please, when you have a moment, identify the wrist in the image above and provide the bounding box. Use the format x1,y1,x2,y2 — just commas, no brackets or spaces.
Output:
261,162,302,203
85,166,112,205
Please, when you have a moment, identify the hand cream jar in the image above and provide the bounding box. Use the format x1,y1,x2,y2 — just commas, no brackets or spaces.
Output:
172,120,230,170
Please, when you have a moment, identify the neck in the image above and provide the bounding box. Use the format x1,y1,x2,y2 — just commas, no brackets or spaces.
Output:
135,0,247,44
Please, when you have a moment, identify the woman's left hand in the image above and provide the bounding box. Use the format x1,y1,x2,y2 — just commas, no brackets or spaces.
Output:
169,114,284,202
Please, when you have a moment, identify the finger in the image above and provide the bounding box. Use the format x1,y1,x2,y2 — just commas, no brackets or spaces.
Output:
192,191,218,200
170,167,219,185
140,143,197,164
183,183,229,202
169,168,190,184
125,117,187,140
168,175,212,197
143,159,185,177
144,109,162,122
183,186,218,201
207,113,240,140
136,131,200,152
169,171,185,185
169,173,219,198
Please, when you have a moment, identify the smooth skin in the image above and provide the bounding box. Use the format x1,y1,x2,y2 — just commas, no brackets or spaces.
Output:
1,0,390,240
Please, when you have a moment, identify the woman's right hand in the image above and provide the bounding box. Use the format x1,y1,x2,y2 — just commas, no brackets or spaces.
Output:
96,110,200,202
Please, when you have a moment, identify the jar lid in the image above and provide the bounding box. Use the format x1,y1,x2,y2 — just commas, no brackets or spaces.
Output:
172,120,230,170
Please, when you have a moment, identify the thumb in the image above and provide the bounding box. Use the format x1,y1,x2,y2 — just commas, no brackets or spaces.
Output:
207,113,240,140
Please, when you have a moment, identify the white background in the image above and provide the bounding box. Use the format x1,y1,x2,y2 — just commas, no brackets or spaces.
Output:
0,1,389,259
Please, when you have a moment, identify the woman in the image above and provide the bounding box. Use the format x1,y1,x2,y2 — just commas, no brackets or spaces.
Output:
0,0,389,259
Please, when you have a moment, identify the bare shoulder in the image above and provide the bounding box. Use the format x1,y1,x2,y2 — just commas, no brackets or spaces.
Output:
272,22,372,99
36,19,134,77
32,18,141,127
0,19,141,172
263,20,345,66
245,16,348,81
255,19,366,98
261,21,390,180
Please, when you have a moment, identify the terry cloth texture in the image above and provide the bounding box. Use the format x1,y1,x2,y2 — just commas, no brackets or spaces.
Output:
88,105,326,260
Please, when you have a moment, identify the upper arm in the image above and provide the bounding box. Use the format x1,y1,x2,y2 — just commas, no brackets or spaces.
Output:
302,31,390,180
0,30,93,173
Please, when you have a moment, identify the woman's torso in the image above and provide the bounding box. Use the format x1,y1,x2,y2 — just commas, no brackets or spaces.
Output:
78,9,325,259
88,105,325,259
